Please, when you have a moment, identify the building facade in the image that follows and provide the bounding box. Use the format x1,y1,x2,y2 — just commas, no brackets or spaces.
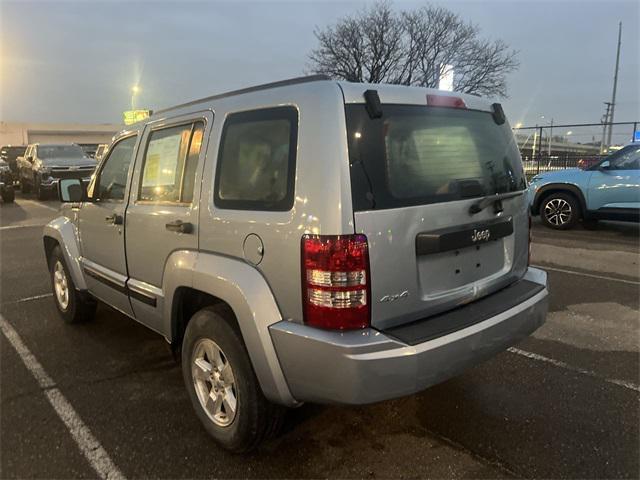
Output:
0,121,121,149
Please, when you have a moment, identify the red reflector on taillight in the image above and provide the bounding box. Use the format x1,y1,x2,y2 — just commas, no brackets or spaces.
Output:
426,94,467,109
301,234,371,330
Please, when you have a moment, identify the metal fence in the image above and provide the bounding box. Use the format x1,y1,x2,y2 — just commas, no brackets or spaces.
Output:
513,121,638,177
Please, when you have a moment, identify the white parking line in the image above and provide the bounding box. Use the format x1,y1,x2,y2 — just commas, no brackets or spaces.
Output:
19,200,59,212
0,315,125,480
0,223,46,231
16,293,53,303
508,347,640,393
532,264,640,286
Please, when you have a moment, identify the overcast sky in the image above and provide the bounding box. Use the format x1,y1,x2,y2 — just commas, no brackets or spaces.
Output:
1,0,638,133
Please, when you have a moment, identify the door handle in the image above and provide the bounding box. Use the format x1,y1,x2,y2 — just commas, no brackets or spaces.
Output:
165,219,193,234
105,213,123,225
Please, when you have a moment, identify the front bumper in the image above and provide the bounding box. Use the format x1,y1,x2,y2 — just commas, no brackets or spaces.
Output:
270,267,548,405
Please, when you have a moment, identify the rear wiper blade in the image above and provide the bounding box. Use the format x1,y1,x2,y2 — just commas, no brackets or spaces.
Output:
469,191,524,215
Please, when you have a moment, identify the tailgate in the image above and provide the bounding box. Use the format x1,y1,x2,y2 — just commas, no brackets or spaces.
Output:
344,97,529,330
355,196,529,330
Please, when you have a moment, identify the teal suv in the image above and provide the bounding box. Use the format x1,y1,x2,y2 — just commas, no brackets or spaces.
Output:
529,142,640,229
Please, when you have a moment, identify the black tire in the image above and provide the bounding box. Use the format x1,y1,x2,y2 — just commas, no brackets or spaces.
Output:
21,177,31,193
540,192,580,230
36,178,48,200
49,245,96,323
1,187,15,203
182,305,285,452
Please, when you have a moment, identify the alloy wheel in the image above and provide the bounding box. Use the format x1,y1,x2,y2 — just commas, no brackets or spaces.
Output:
544,198,572,226
53,261,69,310
191,338,238,427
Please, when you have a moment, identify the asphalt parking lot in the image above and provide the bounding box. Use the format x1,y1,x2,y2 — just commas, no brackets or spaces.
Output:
1,193,638,479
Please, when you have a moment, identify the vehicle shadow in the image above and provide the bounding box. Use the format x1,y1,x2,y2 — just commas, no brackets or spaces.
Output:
0,199,29,225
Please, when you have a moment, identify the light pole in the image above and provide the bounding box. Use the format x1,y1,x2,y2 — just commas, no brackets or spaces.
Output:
131,85,140,111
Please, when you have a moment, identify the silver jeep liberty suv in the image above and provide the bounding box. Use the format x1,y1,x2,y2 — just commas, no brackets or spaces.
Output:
44,75,548,452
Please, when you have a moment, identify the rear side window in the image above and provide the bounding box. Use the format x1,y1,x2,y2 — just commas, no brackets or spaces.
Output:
139,121,204,203
346,104,526,211
214,107,297,211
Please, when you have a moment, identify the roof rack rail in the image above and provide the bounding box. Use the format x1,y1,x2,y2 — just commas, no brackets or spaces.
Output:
155,74,332,115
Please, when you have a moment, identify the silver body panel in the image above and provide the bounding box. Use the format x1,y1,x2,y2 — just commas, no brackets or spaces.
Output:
270,268,547,404
196,81,353,323
356,197,529,329
44,77,545,407
124,111,214,332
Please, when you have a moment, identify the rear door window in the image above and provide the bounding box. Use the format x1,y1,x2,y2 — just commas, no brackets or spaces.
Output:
346,104,526,211
139,122,204,203
214,107,298,211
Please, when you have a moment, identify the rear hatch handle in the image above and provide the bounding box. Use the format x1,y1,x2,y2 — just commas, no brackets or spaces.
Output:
469,191,524,215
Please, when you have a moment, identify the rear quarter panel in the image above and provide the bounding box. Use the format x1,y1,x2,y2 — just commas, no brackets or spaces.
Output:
196,81,353,323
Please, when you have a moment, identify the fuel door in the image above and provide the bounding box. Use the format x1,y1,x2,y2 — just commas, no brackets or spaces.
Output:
243,234,264,265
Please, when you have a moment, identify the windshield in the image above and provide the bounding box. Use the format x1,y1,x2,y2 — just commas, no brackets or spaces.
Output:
604,143,640,169
38,145,87,159
346,104,526,211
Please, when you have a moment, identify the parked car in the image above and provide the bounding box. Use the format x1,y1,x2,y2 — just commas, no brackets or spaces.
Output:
529,141,640,229
17,143,97,200
44,76,549,452
1,145,26,176
94,143,109,161
0,158,15,203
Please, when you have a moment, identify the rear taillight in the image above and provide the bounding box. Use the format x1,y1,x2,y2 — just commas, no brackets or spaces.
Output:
301,234,371,330
426,94,467,109
528,213,532,265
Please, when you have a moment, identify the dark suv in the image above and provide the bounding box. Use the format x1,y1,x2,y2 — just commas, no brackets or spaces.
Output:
1,145,26,176
17,144,97,200
0,158,15,203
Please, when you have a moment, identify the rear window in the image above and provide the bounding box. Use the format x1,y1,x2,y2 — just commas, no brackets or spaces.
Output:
346,104,526,211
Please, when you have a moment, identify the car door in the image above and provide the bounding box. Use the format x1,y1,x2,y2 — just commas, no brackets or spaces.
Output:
124,113,211,334
587,144,640,212
79,133,139,316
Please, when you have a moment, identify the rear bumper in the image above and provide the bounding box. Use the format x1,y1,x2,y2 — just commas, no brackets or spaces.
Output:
269,267,548,405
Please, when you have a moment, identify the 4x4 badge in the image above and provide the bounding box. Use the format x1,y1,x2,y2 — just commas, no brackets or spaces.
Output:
379,290,409,303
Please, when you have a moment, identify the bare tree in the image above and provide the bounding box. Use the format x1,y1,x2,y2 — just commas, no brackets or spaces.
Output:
307,1,519,97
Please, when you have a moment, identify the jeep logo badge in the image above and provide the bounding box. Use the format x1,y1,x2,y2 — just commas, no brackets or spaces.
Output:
471,228,490,242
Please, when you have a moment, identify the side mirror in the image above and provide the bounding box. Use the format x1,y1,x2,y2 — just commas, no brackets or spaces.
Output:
599,160,611,170
58,178,85,202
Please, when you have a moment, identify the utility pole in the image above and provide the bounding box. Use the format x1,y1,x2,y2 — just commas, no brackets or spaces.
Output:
601,102,612,153
606,22,622,148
